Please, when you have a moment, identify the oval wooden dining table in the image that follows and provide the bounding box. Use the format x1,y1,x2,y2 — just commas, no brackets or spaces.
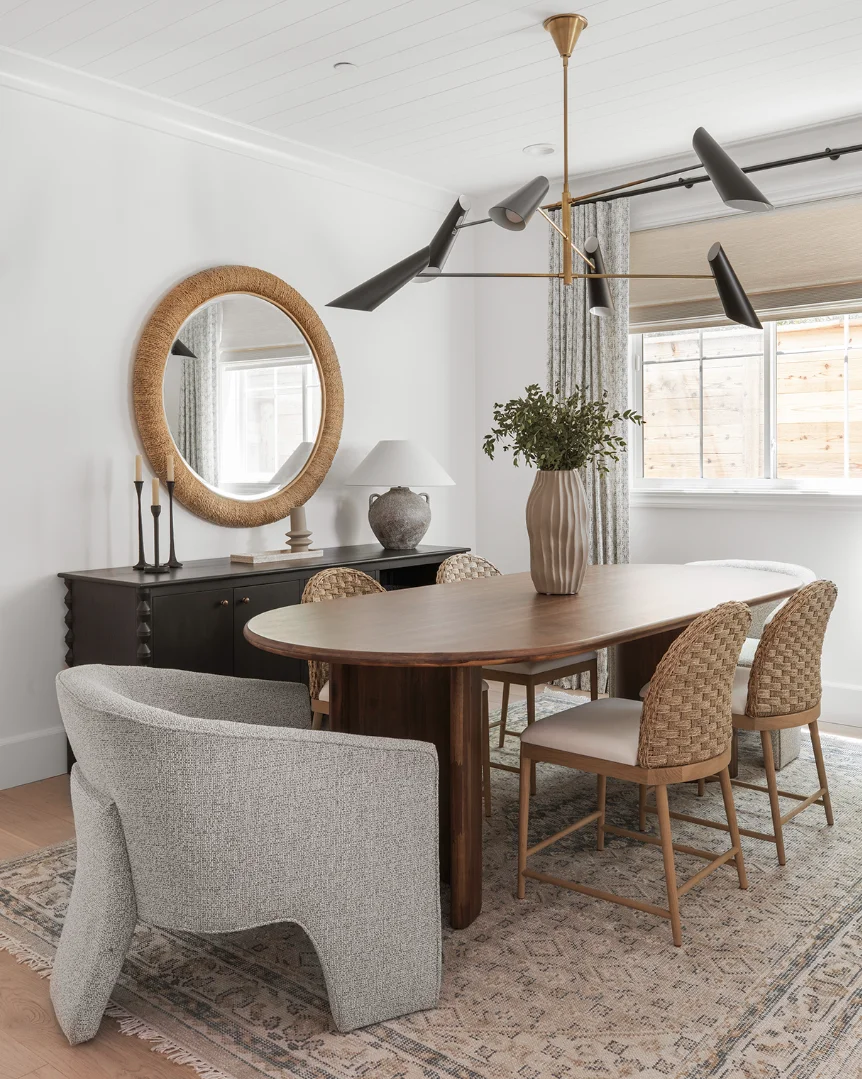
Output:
245,563,802,929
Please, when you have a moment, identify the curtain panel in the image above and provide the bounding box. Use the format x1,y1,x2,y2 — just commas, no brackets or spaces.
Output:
548,198,631,692
177,302,222,487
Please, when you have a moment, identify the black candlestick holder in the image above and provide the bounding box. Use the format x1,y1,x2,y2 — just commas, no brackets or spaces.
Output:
166,480,183,568
144,504,170,574
133,480,152,570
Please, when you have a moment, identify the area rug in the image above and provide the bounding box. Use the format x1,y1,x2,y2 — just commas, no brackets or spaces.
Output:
1,690,861,1079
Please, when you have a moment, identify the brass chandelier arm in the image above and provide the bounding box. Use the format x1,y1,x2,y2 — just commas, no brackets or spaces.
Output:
537,208,595,269
415,272,713,280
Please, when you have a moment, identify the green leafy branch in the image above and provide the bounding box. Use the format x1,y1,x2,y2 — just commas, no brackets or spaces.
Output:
482,383,643,473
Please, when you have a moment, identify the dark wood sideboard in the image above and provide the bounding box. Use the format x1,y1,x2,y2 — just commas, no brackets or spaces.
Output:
59,544,468,765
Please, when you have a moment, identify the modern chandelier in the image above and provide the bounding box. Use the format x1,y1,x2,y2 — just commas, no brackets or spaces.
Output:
328,12,774,330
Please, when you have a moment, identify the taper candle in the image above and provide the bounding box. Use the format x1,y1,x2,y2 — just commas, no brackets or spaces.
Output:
166,454,175,482
152,478,160,506
135,455,143,482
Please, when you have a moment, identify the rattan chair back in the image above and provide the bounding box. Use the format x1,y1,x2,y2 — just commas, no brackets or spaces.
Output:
745,580,837,718
301,567,386,699
436,553,501,583
638,601,751,769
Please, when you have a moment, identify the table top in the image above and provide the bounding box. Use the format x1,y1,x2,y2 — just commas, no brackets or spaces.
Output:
57,545,468,588
244,563,803,668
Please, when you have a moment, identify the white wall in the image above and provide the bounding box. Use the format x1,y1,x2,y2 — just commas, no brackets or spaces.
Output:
473,117,862,728
0,57,476,788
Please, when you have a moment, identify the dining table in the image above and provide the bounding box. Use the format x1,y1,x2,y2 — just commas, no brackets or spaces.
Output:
245,562,802,929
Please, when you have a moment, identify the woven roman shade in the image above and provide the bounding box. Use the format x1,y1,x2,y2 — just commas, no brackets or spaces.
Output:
629,194,862,331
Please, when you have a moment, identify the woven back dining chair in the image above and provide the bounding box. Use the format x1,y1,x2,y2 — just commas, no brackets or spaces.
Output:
518,601,751,946
301,567,386,727
436,553,599,803
669,580,837,865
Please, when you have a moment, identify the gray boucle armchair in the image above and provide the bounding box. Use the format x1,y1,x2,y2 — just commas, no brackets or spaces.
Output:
53,665,441,1045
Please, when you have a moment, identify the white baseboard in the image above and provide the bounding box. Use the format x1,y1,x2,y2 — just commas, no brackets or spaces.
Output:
820,682,862,730
0,726,68,791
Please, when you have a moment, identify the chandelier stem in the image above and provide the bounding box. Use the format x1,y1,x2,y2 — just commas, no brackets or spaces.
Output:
561,55,573,287
538,208,594,270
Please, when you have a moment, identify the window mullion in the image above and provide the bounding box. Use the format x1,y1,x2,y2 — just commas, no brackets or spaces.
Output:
698,328,704,480
764,322,776,479
844,314,851,480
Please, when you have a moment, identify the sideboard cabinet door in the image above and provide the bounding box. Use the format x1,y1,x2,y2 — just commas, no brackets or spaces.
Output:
152,588,234,675
233,580,304,683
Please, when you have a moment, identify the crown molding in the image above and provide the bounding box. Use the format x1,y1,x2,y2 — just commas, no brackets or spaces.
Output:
0,46,459,215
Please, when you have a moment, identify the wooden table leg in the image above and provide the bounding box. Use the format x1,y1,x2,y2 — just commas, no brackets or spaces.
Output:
610,628,685,700
330,662,483,929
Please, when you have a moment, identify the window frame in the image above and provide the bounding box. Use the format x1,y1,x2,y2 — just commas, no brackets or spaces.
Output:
630,311,862,497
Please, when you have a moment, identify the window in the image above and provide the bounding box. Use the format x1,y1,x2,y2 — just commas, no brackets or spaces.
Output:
631,311,862,489
219,357,321,485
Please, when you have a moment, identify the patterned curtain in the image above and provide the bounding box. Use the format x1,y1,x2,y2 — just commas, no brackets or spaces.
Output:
177,302,221,486
547,198,630,693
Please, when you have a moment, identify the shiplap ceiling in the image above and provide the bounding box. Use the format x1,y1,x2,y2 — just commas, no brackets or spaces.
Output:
2,0,861,193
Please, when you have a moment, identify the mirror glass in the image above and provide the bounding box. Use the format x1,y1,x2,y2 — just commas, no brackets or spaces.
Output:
163,294,321,500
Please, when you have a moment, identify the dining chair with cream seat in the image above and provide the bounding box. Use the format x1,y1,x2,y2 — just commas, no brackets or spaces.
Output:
688,559,816,771
517,601,751,947
643,580,837,866
303,563,495,818
301,566,387,729
436,553,599,798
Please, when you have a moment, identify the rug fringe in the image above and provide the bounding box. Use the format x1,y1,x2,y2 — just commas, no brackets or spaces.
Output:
104,1003,237,1079
0,930,53,978
0,932,234,1079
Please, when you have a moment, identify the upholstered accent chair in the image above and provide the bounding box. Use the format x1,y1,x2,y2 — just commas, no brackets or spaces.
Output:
53,665,441,1045
436,553,599,799
301,566,386,727
662,580,838,865
687,560,816,770
518,602,751,946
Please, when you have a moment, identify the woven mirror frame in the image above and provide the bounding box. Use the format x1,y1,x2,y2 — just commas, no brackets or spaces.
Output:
134,266,344,528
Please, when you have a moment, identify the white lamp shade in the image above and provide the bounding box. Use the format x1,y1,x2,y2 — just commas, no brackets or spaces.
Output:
270,441,314,486
346,440,455,487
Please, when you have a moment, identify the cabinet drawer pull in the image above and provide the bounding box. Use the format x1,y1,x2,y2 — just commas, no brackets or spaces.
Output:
240,596,250,604
219,599,229,607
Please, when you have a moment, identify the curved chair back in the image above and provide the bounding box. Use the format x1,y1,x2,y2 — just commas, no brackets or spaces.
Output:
687,559,816,638
436,553,501,583
638,601,751,769
301,567,385,698
746,579,837,718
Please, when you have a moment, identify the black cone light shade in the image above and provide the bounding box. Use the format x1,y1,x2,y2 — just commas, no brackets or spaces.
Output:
171,339,197,358
327,246,431,311
693,127,773,213
489,175,550,231
584,236,614,316
708,242,762,329
415,196,471,284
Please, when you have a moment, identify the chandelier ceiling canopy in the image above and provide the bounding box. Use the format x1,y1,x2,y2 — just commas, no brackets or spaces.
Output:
328,12,775,329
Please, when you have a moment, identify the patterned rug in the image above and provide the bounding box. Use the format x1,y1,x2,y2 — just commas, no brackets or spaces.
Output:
1,690,861,1079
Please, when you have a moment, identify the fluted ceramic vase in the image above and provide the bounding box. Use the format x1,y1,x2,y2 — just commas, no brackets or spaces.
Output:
525,470,589,595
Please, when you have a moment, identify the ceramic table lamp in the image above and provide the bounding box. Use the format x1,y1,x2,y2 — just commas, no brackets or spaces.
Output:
346,440,454,549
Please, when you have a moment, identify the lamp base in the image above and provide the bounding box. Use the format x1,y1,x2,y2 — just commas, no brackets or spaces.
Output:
368,487,431,550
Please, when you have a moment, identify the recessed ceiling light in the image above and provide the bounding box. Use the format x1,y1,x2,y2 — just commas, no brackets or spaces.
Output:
523,143,556,156
333,61,358,72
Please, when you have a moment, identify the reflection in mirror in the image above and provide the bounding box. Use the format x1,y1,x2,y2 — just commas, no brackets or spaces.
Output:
163,295,321,500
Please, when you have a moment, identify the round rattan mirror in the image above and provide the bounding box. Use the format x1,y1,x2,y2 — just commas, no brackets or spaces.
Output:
134,266,343,528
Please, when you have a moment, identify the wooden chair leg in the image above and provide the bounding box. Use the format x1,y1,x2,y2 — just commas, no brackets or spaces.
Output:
589,658,599,701
517,753,532,900
498,680,510,747
760,730,787,865
655,785,682,947
526,686,537,796
638,783,647,831
729,728,739,779
696,778,706,797
808,720,834,826
482,689,492,819
596,774,606,851
718,766,748,890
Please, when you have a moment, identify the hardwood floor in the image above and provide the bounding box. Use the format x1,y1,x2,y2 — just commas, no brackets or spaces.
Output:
0,688,857,1079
